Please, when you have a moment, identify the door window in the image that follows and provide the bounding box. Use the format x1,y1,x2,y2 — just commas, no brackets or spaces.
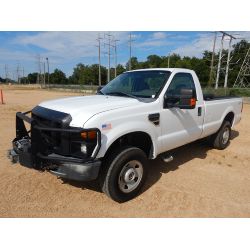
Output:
166,73,196,98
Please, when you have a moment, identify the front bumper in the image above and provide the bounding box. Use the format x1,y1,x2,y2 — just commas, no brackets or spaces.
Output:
50,160,101,181
9,109,102,181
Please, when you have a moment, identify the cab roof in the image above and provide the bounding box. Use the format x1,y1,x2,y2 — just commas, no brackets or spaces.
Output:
126,68,194,73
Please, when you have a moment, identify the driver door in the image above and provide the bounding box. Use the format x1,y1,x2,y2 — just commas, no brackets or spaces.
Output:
160,72,204,151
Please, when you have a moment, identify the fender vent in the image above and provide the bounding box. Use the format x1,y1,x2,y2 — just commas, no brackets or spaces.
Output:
148,113,160,126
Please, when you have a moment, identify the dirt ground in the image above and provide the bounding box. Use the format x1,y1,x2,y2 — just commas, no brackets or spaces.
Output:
0,88,250,217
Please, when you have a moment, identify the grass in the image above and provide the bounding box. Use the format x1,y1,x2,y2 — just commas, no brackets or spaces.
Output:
202,88,250,97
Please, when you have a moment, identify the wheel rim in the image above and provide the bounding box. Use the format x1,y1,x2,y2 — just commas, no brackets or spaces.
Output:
118,160,143,193
222,127,230,144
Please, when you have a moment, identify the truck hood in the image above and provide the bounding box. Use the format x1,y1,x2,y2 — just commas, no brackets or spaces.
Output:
39,95,140,126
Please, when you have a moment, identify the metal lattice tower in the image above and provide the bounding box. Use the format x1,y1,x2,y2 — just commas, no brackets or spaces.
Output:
36,54,45,86
233,47,250,88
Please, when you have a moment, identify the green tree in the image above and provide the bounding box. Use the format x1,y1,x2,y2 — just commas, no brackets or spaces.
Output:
126,57,140,70
116,64,126,75
50,69,68,84
27,72,38,83
146,55,162,68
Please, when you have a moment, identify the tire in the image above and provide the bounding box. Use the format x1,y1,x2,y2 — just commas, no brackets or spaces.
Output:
99,146,148,203
209,121,231,150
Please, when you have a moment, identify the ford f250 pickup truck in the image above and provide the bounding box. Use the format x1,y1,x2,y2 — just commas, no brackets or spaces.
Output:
8,68,243,202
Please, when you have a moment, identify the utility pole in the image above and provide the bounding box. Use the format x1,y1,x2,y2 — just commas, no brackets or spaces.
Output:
22,67,25,84
16,64,20,84
46,57,50,87
4,64,8,83
215,33,225,89
96,34,103,86
209,32,217,86
224,37,233,88
104,32,112,82
43,61,46,87
128,33,135,71
36,54,41,85
113,38,119,77
168,53,170,68
223,32,236,88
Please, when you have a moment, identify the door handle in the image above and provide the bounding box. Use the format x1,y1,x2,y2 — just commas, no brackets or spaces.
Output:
198,107,202,116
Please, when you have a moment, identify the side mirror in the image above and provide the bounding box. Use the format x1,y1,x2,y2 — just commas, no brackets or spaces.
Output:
96,86,103,94
164,88,196,109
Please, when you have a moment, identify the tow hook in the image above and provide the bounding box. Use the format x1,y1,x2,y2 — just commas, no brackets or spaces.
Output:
7,149,19,163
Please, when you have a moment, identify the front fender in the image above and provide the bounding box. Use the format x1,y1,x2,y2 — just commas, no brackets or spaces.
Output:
96,121,159,159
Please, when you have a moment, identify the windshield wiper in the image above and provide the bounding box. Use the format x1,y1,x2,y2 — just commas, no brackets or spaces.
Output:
106,91,137,99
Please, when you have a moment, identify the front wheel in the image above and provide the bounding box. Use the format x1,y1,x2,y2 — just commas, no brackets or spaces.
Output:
100,146,148,202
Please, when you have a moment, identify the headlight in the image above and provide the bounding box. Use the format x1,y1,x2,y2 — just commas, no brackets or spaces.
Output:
80,143,87,154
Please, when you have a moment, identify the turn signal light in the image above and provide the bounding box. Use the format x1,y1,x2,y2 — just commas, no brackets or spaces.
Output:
190,98,196,106
81,131,97,140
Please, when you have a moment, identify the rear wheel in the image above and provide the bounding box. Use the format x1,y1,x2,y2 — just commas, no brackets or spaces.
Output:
99,146,148,202
209,121,231,150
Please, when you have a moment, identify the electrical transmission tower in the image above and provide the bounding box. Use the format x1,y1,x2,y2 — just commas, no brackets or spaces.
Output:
233,46,250,88
215,31,236,89
36,54,44,86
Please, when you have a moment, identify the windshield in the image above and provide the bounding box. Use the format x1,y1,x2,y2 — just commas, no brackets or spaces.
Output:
101,70,171,98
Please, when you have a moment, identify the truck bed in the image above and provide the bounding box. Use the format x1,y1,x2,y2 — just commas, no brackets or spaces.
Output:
203,94,240,101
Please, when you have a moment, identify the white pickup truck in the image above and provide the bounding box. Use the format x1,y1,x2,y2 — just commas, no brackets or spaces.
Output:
8,68,243,202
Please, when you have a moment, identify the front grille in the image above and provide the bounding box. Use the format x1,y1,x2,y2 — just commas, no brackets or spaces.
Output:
31,106,72,156
32,114,62,150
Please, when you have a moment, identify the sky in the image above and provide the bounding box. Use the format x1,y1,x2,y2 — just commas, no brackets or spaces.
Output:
0,31,249,79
